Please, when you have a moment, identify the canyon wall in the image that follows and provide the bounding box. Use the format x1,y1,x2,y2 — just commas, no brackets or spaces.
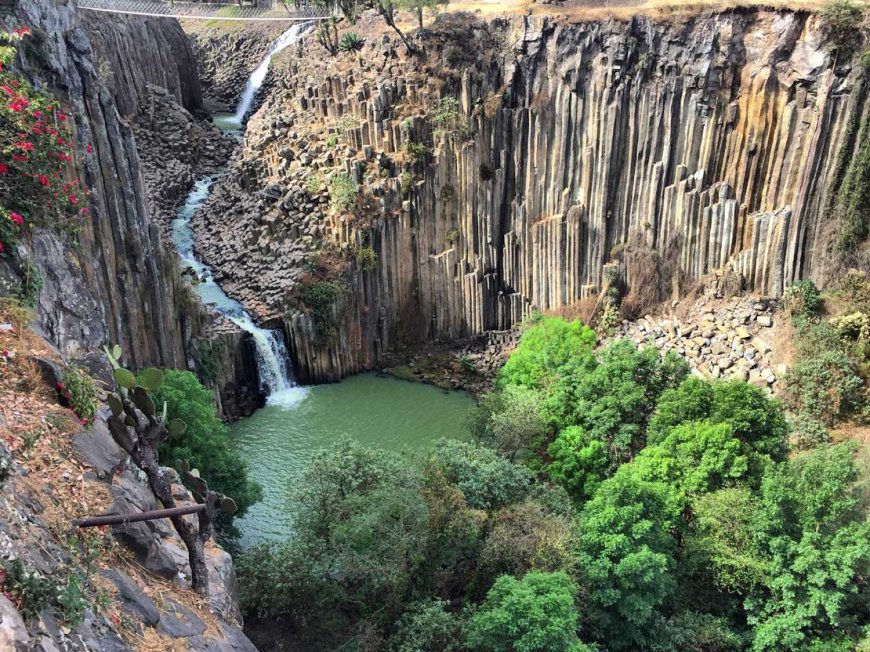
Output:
191,10,869,383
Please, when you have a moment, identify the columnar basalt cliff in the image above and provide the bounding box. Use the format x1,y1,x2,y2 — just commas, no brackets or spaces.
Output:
191,10,867,383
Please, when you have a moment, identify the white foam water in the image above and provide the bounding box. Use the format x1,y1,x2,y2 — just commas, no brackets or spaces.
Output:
232,22,313,124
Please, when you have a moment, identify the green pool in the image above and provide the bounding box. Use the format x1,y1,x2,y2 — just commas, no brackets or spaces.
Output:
230,373,475,548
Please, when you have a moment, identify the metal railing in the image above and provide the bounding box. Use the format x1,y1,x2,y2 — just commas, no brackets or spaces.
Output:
77,0,331,21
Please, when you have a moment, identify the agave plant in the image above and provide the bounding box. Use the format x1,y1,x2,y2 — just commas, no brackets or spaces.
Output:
338,31,364,53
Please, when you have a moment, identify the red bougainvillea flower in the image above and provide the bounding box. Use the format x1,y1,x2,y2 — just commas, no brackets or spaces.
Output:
16,141,33,151
13,27,30,36
9,213,24,226
0,242,5,254
37,174,49,187
0,163,7,174
86,144,93,153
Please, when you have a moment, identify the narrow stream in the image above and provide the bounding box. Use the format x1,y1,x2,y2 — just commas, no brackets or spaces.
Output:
172,25,475,549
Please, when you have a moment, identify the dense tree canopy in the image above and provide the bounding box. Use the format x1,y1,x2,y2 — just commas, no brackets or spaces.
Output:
238,317,870,651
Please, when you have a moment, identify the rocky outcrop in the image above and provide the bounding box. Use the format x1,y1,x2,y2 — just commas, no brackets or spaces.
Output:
190,10,870,383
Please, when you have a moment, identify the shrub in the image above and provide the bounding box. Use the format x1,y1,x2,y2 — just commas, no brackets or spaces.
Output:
338,31,364,52
547,425,608,501
355,245,377,271
390,600,465,652
304,173,322,195
0,29,90,255
819,0,865,55
783,347,864,425
788,413,832,450
300,279,346,337
326,133,339,148
405,141,427,164
59,365,98,425
148,370,263,527
783,280,821,319
0,558,55,619
328,173,358,213
468,385,548,461
466,571,586,652
446,227,460,243
431,96,463,138
432,439,531,510
400,171,414,197
497,317,597,390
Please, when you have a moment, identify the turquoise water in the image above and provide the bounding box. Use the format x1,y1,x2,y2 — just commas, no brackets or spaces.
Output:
230,374,475,548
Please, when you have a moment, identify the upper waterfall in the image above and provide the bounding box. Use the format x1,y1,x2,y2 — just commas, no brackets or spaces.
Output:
233,21,312,124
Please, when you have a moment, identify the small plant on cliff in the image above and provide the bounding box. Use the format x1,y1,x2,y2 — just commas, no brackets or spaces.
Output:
0,28,90,256
446,227,460,243
820,0,865,57
328,173,358,214
400,171,414,197
339,31,365,53
304,173,323,195
301,279,347,338
59,365,98,425
783,280,822,320
0,558,56,619
430,96,464,139
405,141,427,164
316,17,340,55
355,245,377,271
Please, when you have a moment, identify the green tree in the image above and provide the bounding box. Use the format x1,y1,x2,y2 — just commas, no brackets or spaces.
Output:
746,444,870,651
577,468,682,650
546,340,689,465
649,378,788,459
466,571,588,652
148,370,262,525
497,317,597,391
389,600,465,652
468,384,548,461
547,426,608,501
432,439,530,510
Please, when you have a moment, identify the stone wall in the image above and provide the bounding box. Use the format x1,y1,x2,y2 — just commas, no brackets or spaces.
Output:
189,11,870,383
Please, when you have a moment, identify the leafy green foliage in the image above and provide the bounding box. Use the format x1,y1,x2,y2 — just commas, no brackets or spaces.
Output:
405,140,427,163
468,384,548,460
432,439,530,510
430,96,464,138
466,571,588,652
649,378,788,459
354,245,377,271
577,469,682,650
783,346,864,426
0,558,56,619
147,370,262,527
746,444,870,650
497,317,596,390
328,172,358,213
389,600,465,652
547,425,608,501
59,365,98,425
299,279,346,338
400,171,414,196
819,0,865,56
782,280,821,320
545,340,689,466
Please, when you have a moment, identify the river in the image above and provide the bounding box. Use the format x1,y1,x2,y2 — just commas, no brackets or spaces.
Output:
172,26,475,550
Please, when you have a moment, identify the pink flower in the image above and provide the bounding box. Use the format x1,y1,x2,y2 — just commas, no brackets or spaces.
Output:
38,174,49,187
86,144,93,153
9,213,23,226
0,163,7,174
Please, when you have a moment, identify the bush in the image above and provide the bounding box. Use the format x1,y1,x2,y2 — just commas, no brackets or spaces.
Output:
819,0,865,55
782,347,864,425
497,317,597,390
148,370,262,527
466,571,587,652
547,426,608,501
303,173,322,195
390,600,465,652
788,413,832,450
446,226,460,242
355,245,377,271
405,141,427,164
431,96,463,138
782,280,821,320
0,28,90,256
59,365,98,425
300,279,346,337
432,439,531,510
338,31,364,52
468,385,548,461
400,171,414,197
328,172,357,213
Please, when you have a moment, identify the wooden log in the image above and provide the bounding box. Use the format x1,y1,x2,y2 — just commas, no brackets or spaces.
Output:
76,504,205,528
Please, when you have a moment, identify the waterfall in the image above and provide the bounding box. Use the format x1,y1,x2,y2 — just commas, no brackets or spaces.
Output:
172,177,306,408
233,22,312,124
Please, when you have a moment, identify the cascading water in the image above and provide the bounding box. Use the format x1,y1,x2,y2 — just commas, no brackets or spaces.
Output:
233,22,312,124
168,23,315,408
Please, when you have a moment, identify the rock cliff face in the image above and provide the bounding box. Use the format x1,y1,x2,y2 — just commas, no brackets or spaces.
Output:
2,1,191,370
191,10,869,383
